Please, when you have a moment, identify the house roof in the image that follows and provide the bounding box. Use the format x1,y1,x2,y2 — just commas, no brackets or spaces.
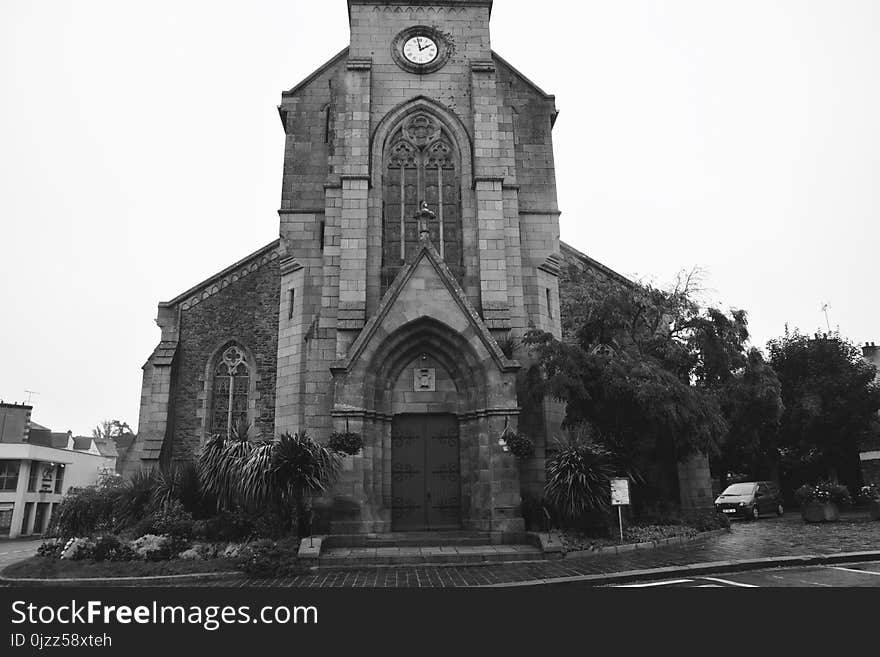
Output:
71,436,93,451
93,438,118,458
28,432,69,449
27,421,51,432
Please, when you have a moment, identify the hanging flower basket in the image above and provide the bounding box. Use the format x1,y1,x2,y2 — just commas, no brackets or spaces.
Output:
328,431,363,456
498,427,534,459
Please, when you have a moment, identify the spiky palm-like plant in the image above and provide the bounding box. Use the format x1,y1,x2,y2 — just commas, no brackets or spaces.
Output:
198,424,256,512
270,432,340,535
153,461,204,514
198,427,339,536
114,469,156,528
544,425,615,528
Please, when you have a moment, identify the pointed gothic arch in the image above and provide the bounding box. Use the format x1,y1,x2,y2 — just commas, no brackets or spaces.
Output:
372,98,473,294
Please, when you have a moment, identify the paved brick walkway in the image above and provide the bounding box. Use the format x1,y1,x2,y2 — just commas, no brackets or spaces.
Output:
183,512,880,588
5,513,879,588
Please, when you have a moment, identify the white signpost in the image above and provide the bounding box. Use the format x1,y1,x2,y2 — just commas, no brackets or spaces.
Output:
611,478,630,542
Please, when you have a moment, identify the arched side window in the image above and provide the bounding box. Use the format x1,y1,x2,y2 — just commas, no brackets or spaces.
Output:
382,112,463,292
210,344,250,439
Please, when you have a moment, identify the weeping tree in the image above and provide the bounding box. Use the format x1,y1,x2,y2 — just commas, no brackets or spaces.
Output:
198,428,340,536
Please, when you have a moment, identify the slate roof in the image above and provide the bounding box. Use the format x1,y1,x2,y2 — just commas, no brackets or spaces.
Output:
93,438,118,458
71,436,94,451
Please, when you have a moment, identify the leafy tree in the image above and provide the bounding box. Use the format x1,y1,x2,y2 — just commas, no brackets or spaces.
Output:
767,329,880,489
526,269,726,506
714,348,784,482
92,419,134,444
527,265,783,507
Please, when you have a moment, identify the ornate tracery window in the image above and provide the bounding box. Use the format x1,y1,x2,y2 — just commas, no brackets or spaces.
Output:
210,344,250,439
382,112,462,291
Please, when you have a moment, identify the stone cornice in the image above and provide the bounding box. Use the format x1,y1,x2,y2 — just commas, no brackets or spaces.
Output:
161,240,280,312
278,208,326,215
347,58,372,71
331,406,519,422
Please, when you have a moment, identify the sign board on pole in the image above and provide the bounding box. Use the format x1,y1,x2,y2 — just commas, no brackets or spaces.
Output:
611,478,630,506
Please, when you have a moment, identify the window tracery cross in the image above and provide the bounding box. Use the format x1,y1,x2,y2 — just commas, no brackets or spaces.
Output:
211,344,250,439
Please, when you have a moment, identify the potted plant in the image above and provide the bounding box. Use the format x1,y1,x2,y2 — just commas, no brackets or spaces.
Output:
498,427,534,459
795,481,851,523
857,484,880,520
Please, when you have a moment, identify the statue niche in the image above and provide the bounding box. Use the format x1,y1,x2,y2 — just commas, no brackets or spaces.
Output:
381,112,463,293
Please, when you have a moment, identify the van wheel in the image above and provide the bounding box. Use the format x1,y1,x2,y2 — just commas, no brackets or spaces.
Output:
776,504,784,516
751,505,760,521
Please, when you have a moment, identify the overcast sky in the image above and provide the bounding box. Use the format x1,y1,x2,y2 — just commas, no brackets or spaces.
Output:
1,0,877,435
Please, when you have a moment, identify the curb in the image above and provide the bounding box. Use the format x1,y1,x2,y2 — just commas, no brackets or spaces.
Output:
558,528,729,560
481,550,880,587
0,571,240,587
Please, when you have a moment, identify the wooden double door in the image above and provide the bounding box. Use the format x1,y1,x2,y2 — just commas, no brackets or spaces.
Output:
391,414,461,531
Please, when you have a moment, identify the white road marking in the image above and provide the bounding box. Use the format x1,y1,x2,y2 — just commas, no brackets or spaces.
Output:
616,579,693,587
699,577,758,588
830,566,880,577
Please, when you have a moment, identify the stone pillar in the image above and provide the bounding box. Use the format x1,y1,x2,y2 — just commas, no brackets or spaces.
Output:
678,452,714,511
471,60,516,330
335,58,372,358
7,460,28,539
488,414,525,541
274,258,306,436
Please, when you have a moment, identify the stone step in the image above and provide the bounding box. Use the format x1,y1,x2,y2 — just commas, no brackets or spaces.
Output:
325,531,515,549
318,544,544,568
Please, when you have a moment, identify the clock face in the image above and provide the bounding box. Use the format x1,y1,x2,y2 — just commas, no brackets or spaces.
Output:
402,35,438,65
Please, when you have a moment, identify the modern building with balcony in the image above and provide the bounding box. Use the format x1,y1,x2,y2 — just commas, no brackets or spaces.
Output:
0,402,114,538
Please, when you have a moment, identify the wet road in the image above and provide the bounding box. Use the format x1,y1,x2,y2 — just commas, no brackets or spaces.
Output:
0,539,42,571
612,560,880,587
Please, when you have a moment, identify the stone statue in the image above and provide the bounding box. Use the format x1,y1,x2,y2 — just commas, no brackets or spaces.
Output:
416,200,435,241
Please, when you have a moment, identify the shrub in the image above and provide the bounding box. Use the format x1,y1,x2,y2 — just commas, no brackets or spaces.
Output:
130,534,173,562
92,534,135,562
544,426,614,528
149,500,194,539
193,511,257,542
153,461,207,516
327,431,363,456
49,485,119,538
858,484,880,505
37,538,65,559
795,481,852,508
624,525,697,543
680,509,730,532
178,543,219,561
114,469,156,528
235,538,305,578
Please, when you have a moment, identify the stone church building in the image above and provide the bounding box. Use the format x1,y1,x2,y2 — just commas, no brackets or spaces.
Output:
127,0,713,538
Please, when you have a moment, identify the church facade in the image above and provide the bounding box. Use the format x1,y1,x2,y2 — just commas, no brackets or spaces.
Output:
128,0,712,538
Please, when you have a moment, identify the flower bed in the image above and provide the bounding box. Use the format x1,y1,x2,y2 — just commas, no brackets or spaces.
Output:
2,556,237,580
556,524,700,554
5,531,306,581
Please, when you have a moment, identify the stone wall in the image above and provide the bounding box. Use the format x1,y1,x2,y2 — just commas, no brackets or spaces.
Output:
169,258,280,460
